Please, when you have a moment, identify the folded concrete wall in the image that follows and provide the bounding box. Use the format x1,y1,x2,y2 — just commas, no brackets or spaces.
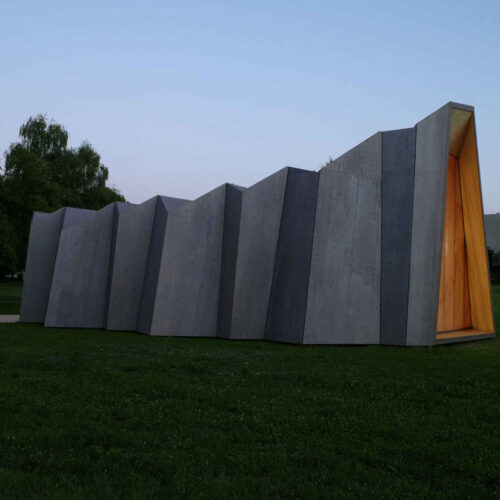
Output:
20,102,493,347
217,185,245,338
136,197,181,334
406,105,450,346
229,168,289,339
62,208,95,229
264,168,319,343
149,184,242,337
45,202,134,328
380,128,416,346
107,197,157,331
304,133,382,344
405,102,495,346
107,196,189,331
20,207,93,323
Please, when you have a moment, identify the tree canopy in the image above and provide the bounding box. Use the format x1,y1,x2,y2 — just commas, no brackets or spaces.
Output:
0,114,125,275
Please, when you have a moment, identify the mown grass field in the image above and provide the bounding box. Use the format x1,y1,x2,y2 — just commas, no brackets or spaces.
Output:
0,285,499,498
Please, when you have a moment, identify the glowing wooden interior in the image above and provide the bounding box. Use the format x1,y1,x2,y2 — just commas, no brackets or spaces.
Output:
436,110,494,340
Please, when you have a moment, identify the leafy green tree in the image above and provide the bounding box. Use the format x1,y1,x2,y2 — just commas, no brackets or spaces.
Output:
0,177,19,276
1,145,60,272
0,114,125,275
16,115,123,207
0,216,18,276
19,115,69,158
487,246,495,270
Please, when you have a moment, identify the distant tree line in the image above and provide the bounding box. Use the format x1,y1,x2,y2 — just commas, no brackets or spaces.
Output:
0,115,125,276
487,247,500,282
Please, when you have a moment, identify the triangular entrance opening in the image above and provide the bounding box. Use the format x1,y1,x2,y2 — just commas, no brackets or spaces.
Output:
437,155,472,332
436,110,494,340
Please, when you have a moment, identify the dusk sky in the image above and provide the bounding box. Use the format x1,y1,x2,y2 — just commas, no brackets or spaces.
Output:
1,0,499,211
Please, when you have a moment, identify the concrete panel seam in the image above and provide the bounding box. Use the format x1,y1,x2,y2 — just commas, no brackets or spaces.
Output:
103,203,119,327
298,172,320,344
263,169,290,340
404,127,417,346
43,208,66,324
379,142,383,344
137,197,163,332
216,185,229,336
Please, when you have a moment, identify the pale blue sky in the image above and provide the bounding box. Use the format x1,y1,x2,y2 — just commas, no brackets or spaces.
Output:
1,0,499,211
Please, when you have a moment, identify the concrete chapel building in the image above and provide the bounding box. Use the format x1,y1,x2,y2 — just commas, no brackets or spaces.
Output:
20,102,495,346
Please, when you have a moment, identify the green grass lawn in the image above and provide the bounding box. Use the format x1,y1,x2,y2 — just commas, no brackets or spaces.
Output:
0,280,23,314
0,287,499,498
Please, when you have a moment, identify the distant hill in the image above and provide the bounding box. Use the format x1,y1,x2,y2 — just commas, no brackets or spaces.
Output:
484,214,500,252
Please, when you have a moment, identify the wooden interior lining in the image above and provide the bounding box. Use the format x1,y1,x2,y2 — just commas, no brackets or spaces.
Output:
437,156,471,332
459,118,494,332
449,109,472,156
436,328,492,340
436,112,494,339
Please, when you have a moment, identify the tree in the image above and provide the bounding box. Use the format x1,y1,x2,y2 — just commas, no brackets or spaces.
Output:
1,145,60,272
487,246,495,270
0,114,125,275
19,115,69,158
0,177,18,276
15,114,124,208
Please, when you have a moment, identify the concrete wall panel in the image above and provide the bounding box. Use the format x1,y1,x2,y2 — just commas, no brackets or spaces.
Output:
229,168,289,339
45,202,133,328
63,207,94,229
149,185,228,337
217,185,244,338
406,105,450,346
137,197,190,333
136,198,168,333
380,128,416,345
20,209,65,323
304,133,382,344
265,168,319,343
107,196,190,332
20,207,93,323
106,197,158,331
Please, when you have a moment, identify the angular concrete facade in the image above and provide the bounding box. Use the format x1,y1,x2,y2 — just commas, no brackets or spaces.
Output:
20,207,93,323
149,184,244,337
264,168,319,343
229,167,319,343
107,196,189,332
304,134,383,344
406,103,495,345
45,202,134,328
380,128,416,346
21,102,495,346
406,105,451,346
229,168,289,340
217,184,245,339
